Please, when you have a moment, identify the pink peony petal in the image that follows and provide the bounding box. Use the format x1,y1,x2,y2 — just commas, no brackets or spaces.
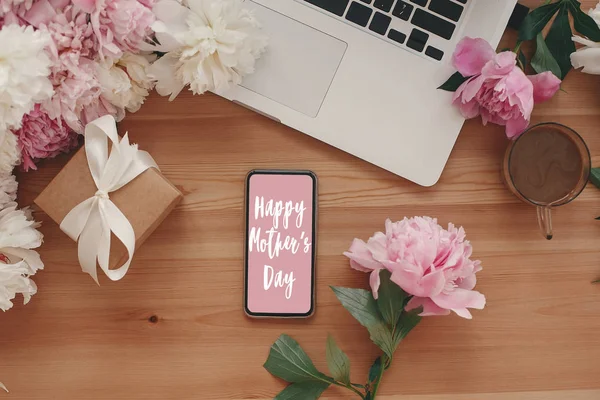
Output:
23,0,57,26
528,72,561,103
457,273,477,290
452,308,473,319
370,269,382,299
366,232,389,262
406,296,451,316
344,239,383,272
481,51,517,78
390,262,445,298
505,115,530,139
431,288,486,311
50,0,71,8
454,75,486,103
72,0,96,13
452,37,496,77
454,98,480,119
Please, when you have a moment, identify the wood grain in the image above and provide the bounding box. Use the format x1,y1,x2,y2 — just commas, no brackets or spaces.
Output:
2,2,600,398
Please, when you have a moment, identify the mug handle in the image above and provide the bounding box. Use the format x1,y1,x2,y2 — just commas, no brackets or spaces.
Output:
537,206,553,240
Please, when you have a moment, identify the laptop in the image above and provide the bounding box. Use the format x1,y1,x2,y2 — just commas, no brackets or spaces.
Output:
221,0,518,186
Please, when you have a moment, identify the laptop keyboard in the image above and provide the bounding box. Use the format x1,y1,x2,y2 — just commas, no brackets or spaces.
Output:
301,0,469,61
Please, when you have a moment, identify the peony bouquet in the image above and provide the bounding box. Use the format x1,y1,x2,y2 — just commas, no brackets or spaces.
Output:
264,217,485,399
0,0,267,173
0,0,267,317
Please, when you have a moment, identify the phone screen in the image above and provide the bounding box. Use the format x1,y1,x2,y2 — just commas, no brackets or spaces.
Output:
244,170,317,318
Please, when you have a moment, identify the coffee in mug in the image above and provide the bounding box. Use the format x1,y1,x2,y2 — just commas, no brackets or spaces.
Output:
503,123,590,239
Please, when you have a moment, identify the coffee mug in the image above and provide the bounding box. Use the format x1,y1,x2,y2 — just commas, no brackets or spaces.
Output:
503,122,591,240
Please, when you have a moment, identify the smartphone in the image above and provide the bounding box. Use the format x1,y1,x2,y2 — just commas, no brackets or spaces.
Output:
244,170,317,318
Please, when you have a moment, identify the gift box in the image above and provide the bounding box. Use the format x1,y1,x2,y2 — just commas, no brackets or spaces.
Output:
34,116,182,282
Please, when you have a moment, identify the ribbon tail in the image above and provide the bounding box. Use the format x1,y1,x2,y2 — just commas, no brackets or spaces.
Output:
77,204,104,285
96,205,111,275
60,197,97,242
99,200,136,281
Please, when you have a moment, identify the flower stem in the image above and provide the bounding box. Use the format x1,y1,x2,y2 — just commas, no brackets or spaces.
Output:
513,41,522,54
332,381,366,399
370,355,388,399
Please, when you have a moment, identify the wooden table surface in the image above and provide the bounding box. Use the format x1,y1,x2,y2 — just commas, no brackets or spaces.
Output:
2,2,600,398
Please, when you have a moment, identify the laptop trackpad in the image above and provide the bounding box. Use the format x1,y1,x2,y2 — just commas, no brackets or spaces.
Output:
241,2,347,118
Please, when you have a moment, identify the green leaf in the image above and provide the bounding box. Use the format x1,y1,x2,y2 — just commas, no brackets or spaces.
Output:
518,2,562,41
367,357,382,384
568,0,600,42
325,335,351,385
331,287,396,359
331,287,383,327
264,334,332,384
376,270,406,327
392,309,422,346
274,382,330,400
531,32,562,78
438,71,470,92
365,393,372,400
593,278,600,284
545,5,576,79
590,168,600,189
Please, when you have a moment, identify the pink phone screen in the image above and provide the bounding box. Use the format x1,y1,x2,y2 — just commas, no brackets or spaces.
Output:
245,172,315,316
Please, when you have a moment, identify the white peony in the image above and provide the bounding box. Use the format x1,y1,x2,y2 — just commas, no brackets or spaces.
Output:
117,53,155,112
0,202,44,312
0,24,53,133
0,381,6,392
0,129,20,175
571,2,600,74
0,173,17,210
96,60,135,111
96,53,155,114
147,0,268,100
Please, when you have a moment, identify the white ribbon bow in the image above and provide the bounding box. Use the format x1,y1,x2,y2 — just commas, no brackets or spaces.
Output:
60,115,158,283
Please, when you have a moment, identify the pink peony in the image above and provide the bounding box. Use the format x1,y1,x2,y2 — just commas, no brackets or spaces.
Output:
42,5,98,73
15,105,80,171
451,37,561,139
74,0,155,59
344,217,485,319
42,56,104,133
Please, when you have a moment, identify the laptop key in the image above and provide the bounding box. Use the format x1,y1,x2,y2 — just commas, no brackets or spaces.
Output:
411,0,428,6
304,0,350,16
407,28,428,52
369,12,392,35
360,0,373,3
392,1,414,21
346,1,373,27
425,45,444,60
388,29,407,44
429,0,463,22
374,0,394,12
455,0,467,3
411,8,455,39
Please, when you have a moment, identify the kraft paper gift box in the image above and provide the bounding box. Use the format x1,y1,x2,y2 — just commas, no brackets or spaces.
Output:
34,117,182,278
